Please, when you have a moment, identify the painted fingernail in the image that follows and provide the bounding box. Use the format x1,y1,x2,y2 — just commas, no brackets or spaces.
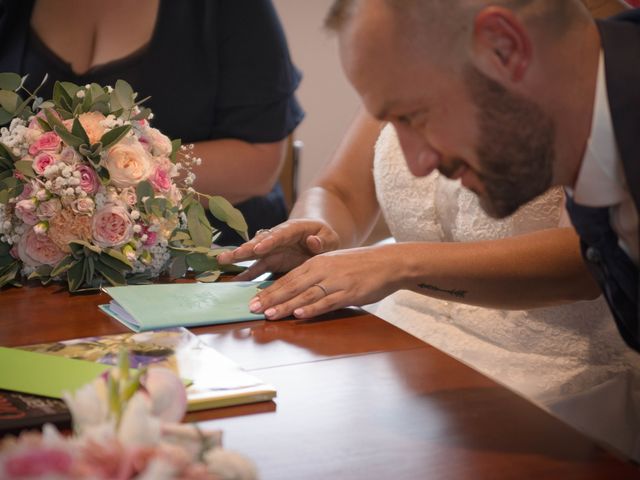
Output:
249,299,262,312
264,308,276,318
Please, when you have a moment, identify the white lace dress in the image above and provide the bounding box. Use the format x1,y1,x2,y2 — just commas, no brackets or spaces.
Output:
365,124,640,459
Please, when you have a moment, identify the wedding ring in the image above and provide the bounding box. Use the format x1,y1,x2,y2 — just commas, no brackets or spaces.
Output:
255,228,271,237
312,283,329,296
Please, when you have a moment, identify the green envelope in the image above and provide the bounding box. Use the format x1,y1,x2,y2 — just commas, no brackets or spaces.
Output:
0,347,110,399
99,281,270,332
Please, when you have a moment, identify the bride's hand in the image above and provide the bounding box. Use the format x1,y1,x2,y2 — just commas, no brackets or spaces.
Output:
217,219,340,280
247,245,403,319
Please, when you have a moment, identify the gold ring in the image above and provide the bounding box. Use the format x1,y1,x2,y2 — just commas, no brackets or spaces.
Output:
312,283,329,296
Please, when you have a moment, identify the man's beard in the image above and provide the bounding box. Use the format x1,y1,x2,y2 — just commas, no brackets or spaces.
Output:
459,64,556,218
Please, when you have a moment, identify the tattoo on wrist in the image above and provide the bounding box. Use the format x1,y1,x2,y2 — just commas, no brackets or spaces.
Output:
418,283,467,299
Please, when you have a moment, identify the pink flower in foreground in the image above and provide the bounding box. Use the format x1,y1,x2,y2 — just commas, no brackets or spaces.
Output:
92,204,134,247
17,229,66,267
75,164,100,194
3,447,73,477
28,131,61,156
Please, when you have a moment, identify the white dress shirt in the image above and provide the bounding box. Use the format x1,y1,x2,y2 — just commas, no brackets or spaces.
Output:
571,51,639,265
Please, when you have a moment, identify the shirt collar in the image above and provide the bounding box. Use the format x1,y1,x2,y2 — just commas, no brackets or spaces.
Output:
571,50,626,206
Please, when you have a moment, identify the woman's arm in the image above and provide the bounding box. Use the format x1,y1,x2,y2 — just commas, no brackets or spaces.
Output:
248,227,601,320
191,138,286,205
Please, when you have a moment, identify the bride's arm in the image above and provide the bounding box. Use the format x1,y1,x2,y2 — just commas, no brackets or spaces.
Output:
248,228,601,320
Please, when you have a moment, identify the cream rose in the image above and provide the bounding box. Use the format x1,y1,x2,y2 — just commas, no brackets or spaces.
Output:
103,140,152,188
77,111,106,145
92,204,134,247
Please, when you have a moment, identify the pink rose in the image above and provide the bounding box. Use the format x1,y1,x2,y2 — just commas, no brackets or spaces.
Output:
142,128,172,157
17,229,66,267
33,152,58,175
36,198,62,219
75,164,100,194
15,199,38,225
103,140,152,188
92,204,134,247
28,131,61,156
4,447,73,477
71,197,95,215
149,167,172,193
28,109,60,131
119,188,137,207
18,180,36,200
60,146,81,165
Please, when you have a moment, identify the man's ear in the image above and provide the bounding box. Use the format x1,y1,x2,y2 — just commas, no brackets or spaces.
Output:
471,6,532,83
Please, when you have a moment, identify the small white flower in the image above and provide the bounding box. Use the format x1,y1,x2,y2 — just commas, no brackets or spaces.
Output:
76,90,85,99
130,210,141,220
106,86,114,93
64,187,75,196
133,224,142,233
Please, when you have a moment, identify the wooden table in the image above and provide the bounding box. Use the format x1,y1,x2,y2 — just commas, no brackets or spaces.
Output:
1,283,638,479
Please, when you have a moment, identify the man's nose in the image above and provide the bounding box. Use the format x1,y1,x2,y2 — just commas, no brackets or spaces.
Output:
394,124,440,177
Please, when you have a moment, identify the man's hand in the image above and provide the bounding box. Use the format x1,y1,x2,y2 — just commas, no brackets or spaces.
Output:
217,219,341,280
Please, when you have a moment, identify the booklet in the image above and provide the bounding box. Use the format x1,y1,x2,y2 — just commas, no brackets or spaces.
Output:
99,281,270,332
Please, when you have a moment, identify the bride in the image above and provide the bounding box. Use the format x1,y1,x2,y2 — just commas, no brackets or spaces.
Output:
220,109,640,460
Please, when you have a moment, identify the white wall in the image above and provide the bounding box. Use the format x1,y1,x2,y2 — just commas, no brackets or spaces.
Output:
273,0,361,191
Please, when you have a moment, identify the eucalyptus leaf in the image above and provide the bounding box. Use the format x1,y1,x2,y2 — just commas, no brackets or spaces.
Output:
186,252,219,272
0,72,21,91
195,271,222,283
59,81,80,100
167,255,187,280
114,80,135,111
14,160,35,178
0,108,13,126
0,90,20,113
208,196,248,240
187,202,213,248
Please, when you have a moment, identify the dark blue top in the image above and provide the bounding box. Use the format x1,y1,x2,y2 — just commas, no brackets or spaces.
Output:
0,0,305,244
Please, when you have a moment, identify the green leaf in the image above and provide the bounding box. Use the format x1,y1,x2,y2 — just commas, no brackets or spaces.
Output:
52,82,73,111
14,160,35,178
103,248,132,268
67,260,85,292
170,139,181,162
100,124,131,150
54,125,84,148
36,117,52,132
70,240,102,255
187,202,213,248
0,108,14,126
195,270,222,283
59,81,80,101
208,196,249,241
0,90,21,113
95,261,126,286
167,255,187,280
114,80,135,111
136,180,154,207
50,255,76,277
71,117,90,145
99,251,132,272
0,73,22,91
125,272,153,285
0,261,20,288
186,252,219,273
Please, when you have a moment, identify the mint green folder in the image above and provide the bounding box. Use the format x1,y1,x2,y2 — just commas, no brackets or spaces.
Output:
0,347,110,399
99,282,268,332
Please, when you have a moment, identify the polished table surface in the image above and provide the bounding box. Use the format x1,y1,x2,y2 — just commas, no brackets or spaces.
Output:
1,283,638,479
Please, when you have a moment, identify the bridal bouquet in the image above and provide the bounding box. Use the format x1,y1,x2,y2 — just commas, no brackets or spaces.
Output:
0,73,247,291
0,351,257,479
